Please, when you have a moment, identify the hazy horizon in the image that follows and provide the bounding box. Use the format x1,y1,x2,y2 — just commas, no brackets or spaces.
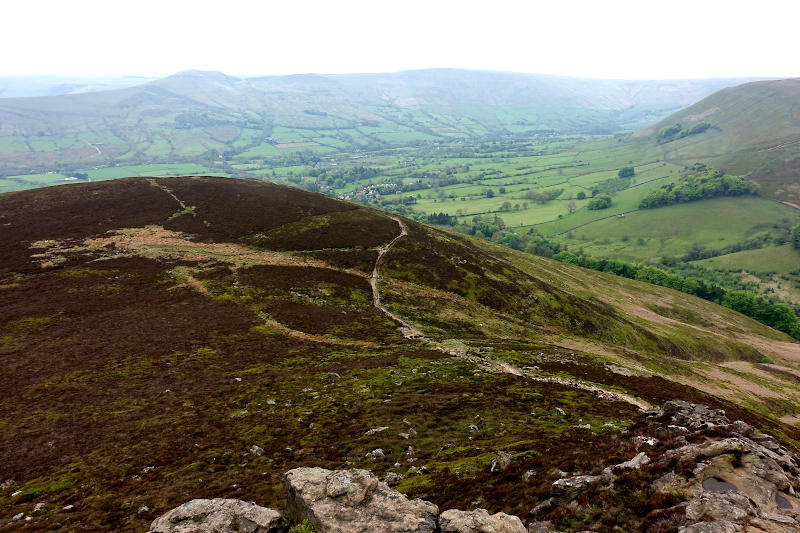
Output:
4,0,800,80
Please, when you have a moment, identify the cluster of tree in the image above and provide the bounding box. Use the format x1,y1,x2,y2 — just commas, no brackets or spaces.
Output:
722,291,800,339
639,165,758,209
618,166,635,178
466,214,510,239
550,250,799,339
524,188,564,204
586,194,612,210
592,176,632,196
657,122,711,143
427,212,457,226
793,224,800,250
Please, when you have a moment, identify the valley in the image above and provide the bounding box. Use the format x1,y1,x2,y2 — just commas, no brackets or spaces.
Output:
1,70,800,532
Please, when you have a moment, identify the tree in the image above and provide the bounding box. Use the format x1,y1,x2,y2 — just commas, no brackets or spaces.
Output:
586,194,612,210
618,166,635,178
792,224,800,250
486,189,495,198
566,200,577,214
576,191,586,200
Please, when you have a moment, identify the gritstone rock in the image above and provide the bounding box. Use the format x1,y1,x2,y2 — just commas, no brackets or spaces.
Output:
148,498,287,533
439,508,527,533
284,467,438,533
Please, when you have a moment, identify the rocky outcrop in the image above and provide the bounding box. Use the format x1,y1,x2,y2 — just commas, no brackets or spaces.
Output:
284,467,438,532
148,402,800,533
439,508,526,532
529,401,800,532
149,498,288,532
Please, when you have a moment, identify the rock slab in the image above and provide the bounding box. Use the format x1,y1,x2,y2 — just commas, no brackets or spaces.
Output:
149,498,287,533
284,467,438,533
439,508,527,533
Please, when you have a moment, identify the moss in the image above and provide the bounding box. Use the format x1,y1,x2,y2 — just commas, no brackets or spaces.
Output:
168,205,197,220
9,316,53,329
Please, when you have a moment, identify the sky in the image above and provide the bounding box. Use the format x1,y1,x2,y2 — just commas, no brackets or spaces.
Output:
3,0,800,80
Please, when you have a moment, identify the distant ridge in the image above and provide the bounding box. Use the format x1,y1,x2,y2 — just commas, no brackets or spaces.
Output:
0,69,763,174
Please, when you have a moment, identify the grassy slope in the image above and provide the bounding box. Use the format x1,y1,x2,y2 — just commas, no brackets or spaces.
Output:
556,196,800,263
635,78,800,201
1,177,799,531
0,71,756,176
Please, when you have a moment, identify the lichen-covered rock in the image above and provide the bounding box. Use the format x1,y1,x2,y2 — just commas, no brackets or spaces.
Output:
284,467,438,533
490,452,513,473
149,498,287,533
550,474,609,503
685,492,754,523
679,521,740,533
439,508,526,533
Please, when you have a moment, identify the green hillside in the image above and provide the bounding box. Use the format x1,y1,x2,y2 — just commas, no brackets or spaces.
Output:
635,78,800,202
0,70,756,176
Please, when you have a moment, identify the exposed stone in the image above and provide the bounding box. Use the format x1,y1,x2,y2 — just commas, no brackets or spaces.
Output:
366,448,385,459
685,492,755,523
384,472,404,486
526,521,554,533
621,451,650,469
33,502,45,513
62,504,74,511
679,521,740,533
468,424,479,432
250,444,264,456
149,498,287,533
522,470,536,483
284,467,438,533
439,508,526,532
551,475,606,502
490,451,513,473
0,479,14,490
554,408,566,416
12,513,24,522
365,426,389,436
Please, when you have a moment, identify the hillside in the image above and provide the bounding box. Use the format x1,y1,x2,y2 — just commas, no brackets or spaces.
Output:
1,176,800,531
0,70,757,176
635,78,800,202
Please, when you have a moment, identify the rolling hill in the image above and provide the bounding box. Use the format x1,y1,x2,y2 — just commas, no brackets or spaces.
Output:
635,77,800,203
0,70,758,176
1,176,800,531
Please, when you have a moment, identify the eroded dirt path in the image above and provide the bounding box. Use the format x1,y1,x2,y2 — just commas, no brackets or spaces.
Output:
461,353,652,411
370,217,424,338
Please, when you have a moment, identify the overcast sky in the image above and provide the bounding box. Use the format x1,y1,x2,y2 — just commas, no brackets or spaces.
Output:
4,0,799,79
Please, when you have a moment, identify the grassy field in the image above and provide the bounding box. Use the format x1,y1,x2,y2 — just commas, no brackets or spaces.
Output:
697,244,800,273
556,197,800,263
2,131,797,308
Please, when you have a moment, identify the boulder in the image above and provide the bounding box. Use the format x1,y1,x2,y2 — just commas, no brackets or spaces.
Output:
439,508,526,533
551,475,607,502
148,498,287,533
284,467,438,533
490,452,513,473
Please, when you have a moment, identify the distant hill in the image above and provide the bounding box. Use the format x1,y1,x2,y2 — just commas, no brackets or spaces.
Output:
0,74,160,98
1,176,799,530
0,69,759,175
635,78,800,202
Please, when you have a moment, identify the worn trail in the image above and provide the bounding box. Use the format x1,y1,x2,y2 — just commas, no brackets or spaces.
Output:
370,217,424,338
